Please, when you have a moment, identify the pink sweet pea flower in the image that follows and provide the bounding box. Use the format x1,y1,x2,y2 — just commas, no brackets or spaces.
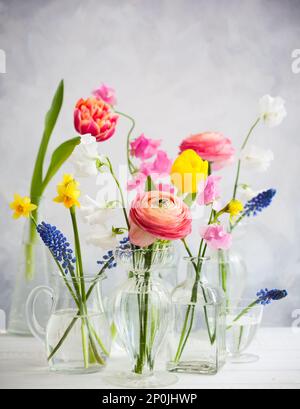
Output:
130,134,161,160
152,151,172,175
92,84,117,106
200,224,232,250
198,175,222,206
158,183,175,194
127,173,147,193
139,150,173,179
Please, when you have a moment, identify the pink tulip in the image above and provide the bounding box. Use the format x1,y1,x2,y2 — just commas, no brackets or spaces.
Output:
198,175,222,206
74,97,118,142
92,84,117,106
130,134,161,160
129,191,192,247
200,224,232,250
180,132,235,170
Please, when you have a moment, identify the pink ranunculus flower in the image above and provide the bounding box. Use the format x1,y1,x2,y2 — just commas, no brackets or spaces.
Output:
127,173,147,193
74,97,118,142
92,84,117,106
129,191,192,247
200,224,232,250
130,134,161,160
198,175,222,206
180,132,235,170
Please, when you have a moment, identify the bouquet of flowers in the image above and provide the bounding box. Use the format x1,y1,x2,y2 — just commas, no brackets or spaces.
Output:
10,83,288,382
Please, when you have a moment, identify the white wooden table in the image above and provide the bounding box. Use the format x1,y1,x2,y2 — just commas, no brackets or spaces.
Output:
0,328,299,389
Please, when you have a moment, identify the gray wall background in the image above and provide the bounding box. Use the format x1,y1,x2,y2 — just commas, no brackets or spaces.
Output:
0,0,299,326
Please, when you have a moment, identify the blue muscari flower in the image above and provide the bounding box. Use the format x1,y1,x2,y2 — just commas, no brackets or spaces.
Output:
37,222,76,275
97,250,116,269
244,189,276,217
256,288,288,306
119,236,130,250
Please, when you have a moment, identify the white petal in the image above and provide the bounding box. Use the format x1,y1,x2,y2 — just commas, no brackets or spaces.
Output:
259,95,287,127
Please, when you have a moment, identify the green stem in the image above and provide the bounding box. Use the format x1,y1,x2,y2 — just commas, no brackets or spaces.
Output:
232,118,260,200
81,321,89,368
106,157,130,229
174,241,214,363
70,207,86,304
226,301,258,330
114,110,137,175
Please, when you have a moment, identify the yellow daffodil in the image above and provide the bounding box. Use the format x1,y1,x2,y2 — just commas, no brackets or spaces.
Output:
54,174,81,209
170,149,208,194
227,199,244,218
10,194,37,219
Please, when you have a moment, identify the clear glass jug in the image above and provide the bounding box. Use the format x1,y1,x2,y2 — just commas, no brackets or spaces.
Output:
26,274,112,373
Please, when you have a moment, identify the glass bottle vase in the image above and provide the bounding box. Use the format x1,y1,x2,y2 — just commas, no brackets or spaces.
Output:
167,257,226,375
8,208,50,336
106,245,178,388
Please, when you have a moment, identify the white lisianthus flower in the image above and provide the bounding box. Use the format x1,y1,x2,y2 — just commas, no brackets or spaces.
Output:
241,145,274,172
71,135,104,177
80,195,116,225
259,95,287,127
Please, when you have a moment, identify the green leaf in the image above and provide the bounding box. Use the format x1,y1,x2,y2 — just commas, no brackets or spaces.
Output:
145,176,156,192
30,80,64,198
42,137,81,189
184,192,198,207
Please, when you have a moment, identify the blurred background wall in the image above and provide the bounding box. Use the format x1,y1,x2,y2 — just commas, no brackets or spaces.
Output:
0,0,299,326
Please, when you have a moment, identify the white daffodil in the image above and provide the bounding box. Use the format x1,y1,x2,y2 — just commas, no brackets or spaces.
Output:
71,135,103,177
86,225,119,250
241,145,274,172
259,95,287,127
80,195,117,225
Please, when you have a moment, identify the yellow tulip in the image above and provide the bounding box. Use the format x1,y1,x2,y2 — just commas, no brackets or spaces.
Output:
10,194,37,219
170,149,208,193
54,174,81,209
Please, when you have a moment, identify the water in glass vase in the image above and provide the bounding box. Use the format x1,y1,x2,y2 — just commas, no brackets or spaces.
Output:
167,257,227,375
226,299,263,364
47,309,111,373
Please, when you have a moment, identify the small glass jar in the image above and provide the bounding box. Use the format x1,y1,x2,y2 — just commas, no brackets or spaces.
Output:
167,257,227,375
226,298,263,364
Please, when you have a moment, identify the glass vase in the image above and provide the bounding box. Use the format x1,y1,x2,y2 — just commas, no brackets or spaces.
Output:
26,274,112,373
226,298,263,364
106,245,178,388
8,207,50,336
167,257,226,375
218,249,248,308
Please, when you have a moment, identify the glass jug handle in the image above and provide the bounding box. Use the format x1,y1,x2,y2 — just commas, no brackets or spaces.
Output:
26,286,55,343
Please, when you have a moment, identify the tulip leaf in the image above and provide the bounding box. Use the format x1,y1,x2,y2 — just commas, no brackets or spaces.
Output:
42,136,81,190
30,79,64,199
184,193,198,207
